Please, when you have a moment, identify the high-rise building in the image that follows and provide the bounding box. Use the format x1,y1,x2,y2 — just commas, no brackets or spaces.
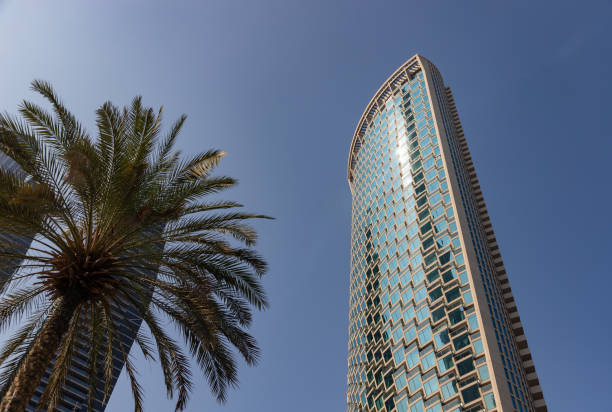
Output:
1,150,159,411
27,301,144,411
0,160,162,411
0,151,130,411
0,151,33,284
27,257,161,411
346,55,546,412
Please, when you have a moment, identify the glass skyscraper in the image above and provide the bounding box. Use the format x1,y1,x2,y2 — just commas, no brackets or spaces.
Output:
0,153,152,411
0,151,33,284
346,55,546,412
26,251,162,411
27,303,144,411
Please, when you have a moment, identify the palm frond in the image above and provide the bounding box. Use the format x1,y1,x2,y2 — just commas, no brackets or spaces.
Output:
0,82,270,411
37,303,82,411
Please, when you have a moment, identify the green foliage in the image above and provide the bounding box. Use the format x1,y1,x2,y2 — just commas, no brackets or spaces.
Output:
0,80,270,411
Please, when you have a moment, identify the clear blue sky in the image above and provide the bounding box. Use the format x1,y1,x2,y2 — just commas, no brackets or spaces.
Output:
1,1,610,411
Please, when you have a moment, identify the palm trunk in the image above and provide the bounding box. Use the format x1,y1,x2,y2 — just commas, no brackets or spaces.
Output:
0,297,78,412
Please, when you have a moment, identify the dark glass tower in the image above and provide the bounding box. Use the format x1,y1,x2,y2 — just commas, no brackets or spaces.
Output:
0,152,157,411
0,151,132,411
27,304,145,411
26,258,161,411
346,55,546,412
0,151,33,284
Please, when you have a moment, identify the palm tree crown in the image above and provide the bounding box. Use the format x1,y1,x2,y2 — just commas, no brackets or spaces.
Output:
0,81,270,411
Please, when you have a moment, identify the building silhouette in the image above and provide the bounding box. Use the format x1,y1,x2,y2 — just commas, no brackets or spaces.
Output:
0,151,33,285
0,152,152,411
346,55,546,412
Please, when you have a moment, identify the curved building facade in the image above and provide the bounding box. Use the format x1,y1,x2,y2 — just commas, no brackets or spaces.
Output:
346,55,546,412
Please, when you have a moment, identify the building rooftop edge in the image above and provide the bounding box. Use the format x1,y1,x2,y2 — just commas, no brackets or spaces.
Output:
347,54,430,186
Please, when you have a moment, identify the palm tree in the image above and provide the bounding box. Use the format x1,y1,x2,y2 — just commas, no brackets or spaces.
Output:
0,81,270,411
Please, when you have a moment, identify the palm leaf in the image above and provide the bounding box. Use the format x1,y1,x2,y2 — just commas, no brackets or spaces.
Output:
0,81,271,411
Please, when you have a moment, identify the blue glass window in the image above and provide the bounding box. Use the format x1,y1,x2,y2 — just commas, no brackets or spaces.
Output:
406,348,419,368
431,205,445,219
468,314,478,331
426,404,442,412
403,306,415,322
473,339,484,354
441,380,458,400
412,269,424,284
416,306,429,322
414,287,427,302
456,253,464,265
405,326,417,342
408,374,422,393
453,333,470,350
438,355,453,372
411,254,423,268
436,235,450,248
421,351,435,370
434,330,450,348
434,219,447,233
478,365,490,381
448,307,465,325
457,357,475,375
395,372,407,390
391,291,400,305
418,326,432,345
484,393,496,410
410,400,424,412
393,326,403,343
424,376,439,395
461,384,480,403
